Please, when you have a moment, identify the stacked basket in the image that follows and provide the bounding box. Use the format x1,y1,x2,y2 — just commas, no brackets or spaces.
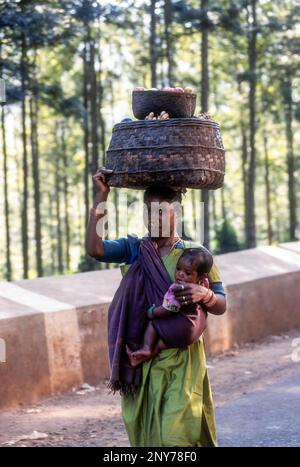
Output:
105,90,225,190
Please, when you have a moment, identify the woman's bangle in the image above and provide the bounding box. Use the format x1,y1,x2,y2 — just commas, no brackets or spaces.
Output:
201,288,212,305
202,289,217,308
148,304,156,318
206,293,217,308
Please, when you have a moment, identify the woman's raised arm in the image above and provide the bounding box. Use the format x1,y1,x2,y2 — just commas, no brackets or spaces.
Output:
85,167,113,259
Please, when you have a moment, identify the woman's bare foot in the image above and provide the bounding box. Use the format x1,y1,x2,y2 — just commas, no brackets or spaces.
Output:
125,344,152,367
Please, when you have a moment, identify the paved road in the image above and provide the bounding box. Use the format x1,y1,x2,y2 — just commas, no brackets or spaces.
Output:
216,373,300,447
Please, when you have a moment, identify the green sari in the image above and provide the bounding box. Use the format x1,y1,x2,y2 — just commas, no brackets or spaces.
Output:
120,241,219,447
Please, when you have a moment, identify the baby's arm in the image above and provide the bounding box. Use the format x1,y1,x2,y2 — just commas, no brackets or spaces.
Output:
147,283,181,319
147,305,174,319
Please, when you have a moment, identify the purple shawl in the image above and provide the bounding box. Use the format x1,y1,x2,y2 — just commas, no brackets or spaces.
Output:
107,237,173,395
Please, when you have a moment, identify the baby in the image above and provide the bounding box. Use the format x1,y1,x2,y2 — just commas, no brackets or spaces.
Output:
126,247,217,367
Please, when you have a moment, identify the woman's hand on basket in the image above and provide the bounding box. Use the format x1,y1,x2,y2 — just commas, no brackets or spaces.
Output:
172,282,209,306
92,166,113,198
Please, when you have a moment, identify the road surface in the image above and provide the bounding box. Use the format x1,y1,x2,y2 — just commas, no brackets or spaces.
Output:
0,330,299,447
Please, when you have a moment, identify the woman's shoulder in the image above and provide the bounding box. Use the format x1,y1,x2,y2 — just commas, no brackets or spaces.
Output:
100,233,141,264
182,239,202,249
127,233,142,254
182,238,211,252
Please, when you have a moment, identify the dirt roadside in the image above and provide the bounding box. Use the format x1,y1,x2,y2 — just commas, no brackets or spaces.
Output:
0,329,299,447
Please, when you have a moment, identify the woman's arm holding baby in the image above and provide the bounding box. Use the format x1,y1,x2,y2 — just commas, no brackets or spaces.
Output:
203,294,226,315
172,283,227,316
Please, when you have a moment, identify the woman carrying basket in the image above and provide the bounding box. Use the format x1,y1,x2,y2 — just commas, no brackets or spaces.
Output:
86,167,227,447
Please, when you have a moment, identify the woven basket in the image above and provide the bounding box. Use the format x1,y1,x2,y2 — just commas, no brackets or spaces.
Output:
105,118,225,190
132,90,196,119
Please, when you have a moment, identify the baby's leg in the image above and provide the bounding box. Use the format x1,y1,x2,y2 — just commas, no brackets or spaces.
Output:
127,338,167,367
152,338,167,355
126,321,160,367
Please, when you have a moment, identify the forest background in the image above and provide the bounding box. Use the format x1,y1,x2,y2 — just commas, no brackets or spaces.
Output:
0,0,299,280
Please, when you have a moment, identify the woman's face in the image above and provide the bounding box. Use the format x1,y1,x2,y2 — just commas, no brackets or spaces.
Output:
143,195,180,238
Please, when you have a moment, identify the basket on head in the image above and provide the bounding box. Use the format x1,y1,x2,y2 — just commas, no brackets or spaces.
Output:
105,118,225,190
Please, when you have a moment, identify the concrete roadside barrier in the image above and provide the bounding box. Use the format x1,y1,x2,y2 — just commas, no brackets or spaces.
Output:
0,242,300,410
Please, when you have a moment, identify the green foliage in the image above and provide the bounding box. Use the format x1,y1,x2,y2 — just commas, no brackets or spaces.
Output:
215,219,242,254
78,254,100,272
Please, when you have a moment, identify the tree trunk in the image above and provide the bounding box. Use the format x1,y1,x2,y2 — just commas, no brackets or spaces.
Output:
191,189,198,238
48,192,56,275
164,0,174,86
241,123,248,244
21,32,29,278
283,71,297,240
29,51,43,276
274,171,281,242
89,37,99,197
263,132,273,245
55,128,63,274
83,41,90,228
60,123,71,271
150,0,158,88
76,189,83,250
246,0,257,248
97,36,106,163
221,188,227,221
211,191,217,226
0,41,11,280
108,74,120,246
1,104,12,280
200,0,210,249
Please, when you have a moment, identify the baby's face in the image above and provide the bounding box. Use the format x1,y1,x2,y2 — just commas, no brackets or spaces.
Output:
175,257,201,284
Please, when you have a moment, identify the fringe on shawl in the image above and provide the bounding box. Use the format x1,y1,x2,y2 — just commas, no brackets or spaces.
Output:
106,379,139,396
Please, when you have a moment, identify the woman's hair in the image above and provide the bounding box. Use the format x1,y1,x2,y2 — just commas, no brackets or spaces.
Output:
179,247,213,277
143,185,183,204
